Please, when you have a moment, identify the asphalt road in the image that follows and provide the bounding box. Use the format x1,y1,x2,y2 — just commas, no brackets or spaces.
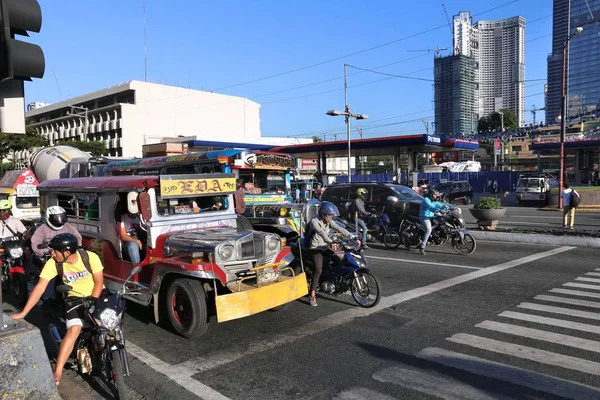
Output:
5,239,600,400
458,204,600,232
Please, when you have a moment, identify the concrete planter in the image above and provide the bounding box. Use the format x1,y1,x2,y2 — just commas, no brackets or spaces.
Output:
469,208,506,230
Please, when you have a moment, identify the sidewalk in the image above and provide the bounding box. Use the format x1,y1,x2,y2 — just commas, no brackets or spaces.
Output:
469,225,600,248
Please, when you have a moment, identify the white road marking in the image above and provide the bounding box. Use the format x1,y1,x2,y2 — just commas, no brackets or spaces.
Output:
332,387,396,400
549,288,600,299
517,302,600,321
498,311,600,334
506,215,564,219
477,240,552,246
173,246,574,373
125,342,231,400
368,255,481,270
476,320,600,353
564,282,600,291
585,272,600,277
416,347,600,400
576,277,600,284
596,268,600,271
534,294,600,309
372,365,507,400
447,333,600,376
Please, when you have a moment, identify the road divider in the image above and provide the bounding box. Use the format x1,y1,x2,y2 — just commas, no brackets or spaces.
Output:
470,230,600,248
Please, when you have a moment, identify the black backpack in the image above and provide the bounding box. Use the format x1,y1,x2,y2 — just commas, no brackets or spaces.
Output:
55,249,92,286
570,190,581,208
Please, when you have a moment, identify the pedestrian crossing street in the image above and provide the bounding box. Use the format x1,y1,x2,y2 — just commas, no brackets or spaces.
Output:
334,268,600,400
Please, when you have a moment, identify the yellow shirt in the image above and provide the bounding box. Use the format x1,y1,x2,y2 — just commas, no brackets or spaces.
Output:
39,251,104,297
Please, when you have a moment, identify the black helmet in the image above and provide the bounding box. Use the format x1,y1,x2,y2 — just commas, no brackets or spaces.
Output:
48,233,78,254
427,187,440,199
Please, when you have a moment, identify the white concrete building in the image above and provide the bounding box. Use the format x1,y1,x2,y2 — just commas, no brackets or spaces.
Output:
25,81,264,158
453,11,526,126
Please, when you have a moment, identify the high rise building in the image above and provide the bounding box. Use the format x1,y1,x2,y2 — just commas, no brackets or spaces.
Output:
434,55,478,136
453,11,526,127
546,0,600,124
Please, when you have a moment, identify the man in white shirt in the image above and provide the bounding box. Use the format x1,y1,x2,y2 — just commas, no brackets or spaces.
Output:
561,182,577,230
0,200,27,239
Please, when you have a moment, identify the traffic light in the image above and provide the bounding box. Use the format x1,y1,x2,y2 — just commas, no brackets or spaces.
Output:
0,0,45,81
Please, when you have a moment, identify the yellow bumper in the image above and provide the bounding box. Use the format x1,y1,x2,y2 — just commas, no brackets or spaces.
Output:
215,271,308,323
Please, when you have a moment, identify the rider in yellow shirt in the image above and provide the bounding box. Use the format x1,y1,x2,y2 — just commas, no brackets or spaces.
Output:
11,233,104,387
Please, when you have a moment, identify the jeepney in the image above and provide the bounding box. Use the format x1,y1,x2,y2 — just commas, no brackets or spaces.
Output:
515,173,557,205
0,169,41,225
37,173,307,338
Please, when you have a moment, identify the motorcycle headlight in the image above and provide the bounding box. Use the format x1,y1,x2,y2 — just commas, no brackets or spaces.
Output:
218,244,234,260
266,235,280,251
9,247,23,259
99,308,121,331
458,217,465,225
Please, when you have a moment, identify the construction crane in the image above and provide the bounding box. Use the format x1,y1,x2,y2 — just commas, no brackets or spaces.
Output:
442,4,457,55
407,44,449,58
530,104,545,126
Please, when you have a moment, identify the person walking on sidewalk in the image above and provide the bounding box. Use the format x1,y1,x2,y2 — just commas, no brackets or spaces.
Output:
561,182,577,230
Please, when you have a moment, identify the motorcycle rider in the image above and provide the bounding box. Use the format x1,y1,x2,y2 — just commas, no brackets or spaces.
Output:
349,188,371,249
0,199,27,239
30,206,83,302
418,187,448,256
11,233,104,387
307,201,358,307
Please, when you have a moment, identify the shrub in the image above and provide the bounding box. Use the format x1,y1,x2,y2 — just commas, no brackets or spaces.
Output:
474,196,502,209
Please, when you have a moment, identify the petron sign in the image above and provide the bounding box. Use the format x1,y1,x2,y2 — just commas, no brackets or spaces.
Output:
159,173,236,198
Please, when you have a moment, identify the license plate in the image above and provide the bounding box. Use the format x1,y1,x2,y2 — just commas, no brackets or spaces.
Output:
257,267,279,285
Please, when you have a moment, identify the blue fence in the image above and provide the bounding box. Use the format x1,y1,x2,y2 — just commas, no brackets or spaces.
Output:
335,171,520,193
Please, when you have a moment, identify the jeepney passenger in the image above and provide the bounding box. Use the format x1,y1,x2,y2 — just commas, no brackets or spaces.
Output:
118,198,143,264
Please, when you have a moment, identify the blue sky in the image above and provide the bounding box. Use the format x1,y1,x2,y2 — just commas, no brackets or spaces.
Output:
26,0,552,141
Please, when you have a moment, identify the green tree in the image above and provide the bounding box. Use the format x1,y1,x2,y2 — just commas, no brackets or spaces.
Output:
478,109,519,132
56,140,107,156
312,136,323,143
0,131,48,162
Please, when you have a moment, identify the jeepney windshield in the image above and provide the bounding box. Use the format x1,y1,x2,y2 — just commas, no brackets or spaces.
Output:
239,170,288,195
517,178,543,189
156,195,230,216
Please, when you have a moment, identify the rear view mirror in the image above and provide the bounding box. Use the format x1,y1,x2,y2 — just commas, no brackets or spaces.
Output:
138,192,152,220
56,285,72,294
127,192,139,214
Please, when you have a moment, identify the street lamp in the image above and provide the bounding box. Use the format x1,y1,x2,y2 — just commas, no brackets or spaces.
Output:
558,26,583,208
326,64,369,183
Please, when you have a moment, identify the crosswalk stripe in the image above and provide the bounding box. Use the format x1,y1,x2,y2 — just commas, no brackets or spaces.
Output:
564,282,600,291
549,288,600,299
498,311,600,334
595,268,600,271
416,347,600,400
575,277,600,284
476,320,600,353
517,302,600,321
534,294,600,309
333,387,396,400
585,272,600,277
372,366,501,400
447,333,600,376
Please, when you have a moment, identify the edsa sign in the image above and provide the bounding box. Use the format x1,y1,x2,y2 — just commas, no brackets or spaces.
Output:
159,174,236,198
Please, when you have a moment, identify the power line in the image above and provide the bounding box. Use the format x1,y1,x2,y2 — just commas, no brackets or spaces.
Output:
212,0,520,92
347,64,434,82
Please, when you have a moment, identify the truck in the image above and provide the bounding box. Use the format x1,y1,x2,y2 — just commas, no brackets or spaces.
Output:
29,145,130,182
514,173,558,206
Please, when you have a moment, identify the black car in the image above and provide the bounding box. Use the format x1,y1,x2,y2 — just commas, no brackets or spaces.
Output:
321,182,423,226
432,181,473,205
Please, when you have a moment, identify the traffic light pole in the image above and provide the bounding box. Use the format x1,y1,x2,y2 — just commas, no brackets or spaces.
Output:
0,77,25,133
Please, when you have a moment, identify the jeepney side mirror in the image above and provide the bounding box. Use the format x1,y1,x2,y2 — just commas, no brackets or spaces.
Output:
138,192,152,221
127,192,139,214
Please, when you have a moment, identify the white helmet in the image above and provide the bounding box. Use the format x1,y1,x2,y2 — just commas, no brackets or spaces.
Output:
45,206,68,230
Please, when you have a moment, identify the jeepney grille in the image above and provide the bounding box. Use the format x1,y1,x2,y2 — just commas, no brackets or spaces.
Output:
241,239,264,259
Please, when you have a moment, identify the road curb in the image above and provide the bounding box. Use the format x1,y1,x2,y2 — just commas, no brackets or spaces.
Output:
540,206,600,212
470,230,600,248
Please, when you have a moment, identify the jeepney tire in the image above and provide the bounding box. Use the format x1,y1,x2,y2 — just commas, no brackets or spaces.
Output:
165,278,209,338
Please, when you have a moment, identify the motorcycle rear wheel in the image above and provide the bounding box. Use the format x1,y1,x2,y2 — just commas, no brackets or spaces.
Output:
12,273,27,305
110,350,127,400
350,271,381,308
452,233,476,255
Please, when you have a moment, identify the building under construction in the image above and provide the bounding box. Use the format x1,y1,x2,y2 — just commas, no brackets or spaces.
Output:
434,54,478,136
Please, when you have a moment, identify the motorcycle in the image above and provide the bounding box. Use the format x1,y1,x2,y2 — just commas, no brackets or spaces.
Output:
0,236,28,304
49,265,143,399
399,207,476,255
336,213,401,249
291,238,381,307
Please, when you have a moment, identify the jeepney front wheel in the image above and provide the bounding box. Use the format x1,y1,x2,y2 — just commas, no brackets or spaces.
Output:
165,278,209,338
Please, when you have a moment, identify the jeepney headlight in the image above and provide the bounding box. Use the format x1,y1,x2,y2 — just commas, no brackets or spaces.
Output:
279,208,288,217
9,247,23,259
266,235,280,251
219,244,234,261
